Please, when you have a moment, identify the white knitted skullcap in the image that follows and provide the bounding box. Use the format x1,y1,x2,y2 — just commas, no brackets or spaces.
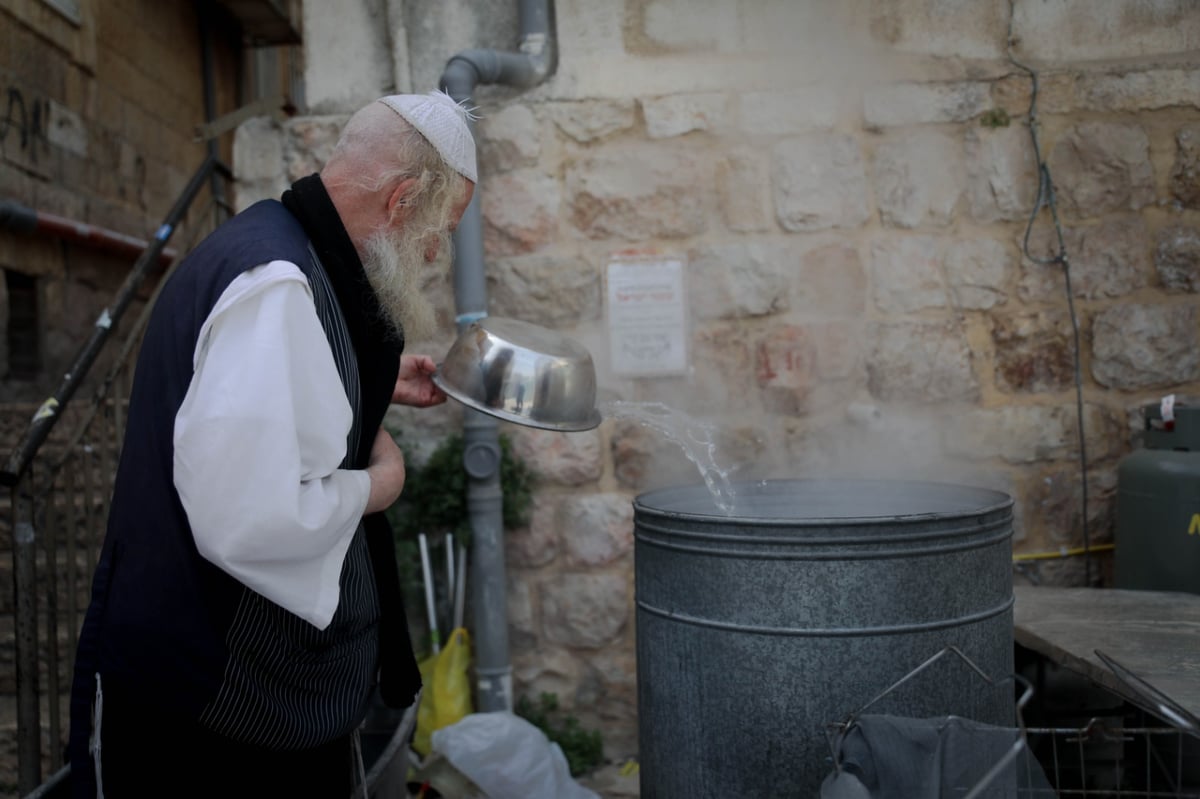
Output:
378,90,478,183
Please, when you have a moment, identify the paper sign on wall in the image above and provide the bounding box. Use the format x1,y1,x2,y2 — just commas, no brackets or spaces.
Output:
606,257,688,377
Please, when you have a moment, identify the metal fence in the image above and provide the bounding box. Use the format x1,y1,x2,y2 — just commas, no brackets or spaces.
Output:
2,156,231,794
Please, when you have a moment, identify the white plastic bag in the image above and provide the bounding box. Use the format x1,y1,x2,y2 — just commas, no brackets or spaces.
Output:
431,711,601,799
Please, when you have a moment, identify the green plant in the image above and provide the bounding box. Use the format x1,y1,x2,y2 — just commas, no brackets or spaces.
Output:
387,432,534,543
384,431,535,611
516,692,604,777
980,107,1011,128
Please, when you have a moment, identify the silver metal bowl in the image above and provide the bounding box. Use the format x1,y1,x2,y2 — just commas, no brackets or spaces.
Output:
433,316,602,431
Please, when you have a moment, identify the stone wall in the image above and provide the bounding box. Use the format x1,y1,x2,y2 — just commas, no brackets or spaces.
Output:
0,0,238,404
241,0,1200,764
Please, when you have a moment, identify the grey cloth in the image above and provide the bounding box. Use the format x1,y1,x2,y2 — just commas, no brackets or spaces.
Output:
820,714,1056,799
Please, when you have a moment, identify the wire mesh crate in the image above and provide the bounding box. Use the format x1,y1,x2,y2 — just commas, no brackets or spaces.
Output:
822,647,1200,799
1022,718,1200,798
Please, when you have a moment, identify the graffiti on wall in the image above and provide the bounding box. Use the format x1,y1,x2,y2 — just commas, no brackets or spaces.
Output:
0,86,52,164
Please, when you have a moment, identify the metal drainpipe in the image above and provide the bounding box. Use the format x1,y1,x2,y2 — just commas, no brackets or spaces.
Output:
438,0,554,714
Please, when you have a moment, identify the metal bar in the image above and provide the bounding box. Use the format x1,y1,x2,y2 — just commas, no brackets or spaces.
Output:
82,446,95,589
13,482,42,794
0,154,224,487
43,478,62,770
96,409,112,531
22,765,69,799
110,366,125,470
64,464,79,677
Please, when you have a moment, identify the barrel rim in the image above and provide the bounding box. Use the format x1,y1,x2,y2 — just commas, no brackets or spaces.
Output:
633,477,1015,526
635,515,1013,553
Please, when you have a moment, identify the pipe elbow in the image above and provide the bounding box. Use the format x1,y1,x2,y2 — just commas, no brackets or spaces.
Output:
440,54,484,101
441,46,549,96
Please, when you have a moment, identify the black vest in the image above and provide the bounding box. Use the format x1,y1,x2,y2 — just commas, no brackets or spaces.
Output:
69,189,417,766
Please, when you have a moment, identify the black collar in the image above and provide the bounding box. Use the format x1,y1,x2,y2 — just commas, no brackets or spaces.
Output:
281,173,404,355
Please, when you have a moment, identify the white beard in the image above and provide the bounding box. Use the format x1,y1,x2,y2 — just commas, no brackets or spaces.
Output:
360,229,448,343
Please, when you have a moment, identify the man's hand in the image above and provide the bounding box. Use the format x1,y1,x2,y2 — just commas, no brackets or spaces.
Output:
364,428,406,513
392,354,447,407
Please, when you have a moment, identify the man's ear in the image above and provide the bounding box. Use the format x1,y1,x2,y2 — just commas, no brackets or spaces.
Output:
386,177,420,221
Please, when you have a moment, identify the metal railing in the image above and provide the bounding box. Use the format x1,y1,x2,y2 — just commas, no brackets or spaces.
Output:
2,155,232,795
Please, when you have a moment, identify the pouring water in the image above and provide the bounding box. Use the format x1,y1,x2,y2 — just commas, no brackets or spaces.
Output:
601,400,739,515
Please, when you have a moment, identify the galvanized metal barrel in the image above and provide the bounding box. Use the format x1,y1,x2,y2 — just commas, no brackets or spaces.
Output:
633,478,1015,798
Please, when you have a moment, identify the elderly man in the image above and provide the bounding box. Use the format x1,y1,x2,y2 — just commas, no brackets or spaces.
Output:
66,90,476,797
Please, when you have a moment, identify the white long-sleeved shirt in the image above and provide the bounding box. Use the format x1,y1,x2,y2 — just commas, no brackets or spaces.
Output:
172,260,371,630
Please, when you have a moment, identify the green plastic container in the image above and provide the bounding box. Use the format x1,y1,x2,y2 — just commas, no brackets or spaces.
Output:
1115,403,1200,595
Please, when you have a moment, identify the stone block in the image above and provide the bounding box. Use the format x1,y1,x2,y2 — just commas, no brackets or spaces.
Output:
478,104,542,172
547,99,636,143
486,254,601,327
1092,302,1200,390
791,244,867,316
866,320,979,402
575,649,639,757
812,320,863,381
990,76,1033,120
567,145,712,240
738,1,861,62
942,405,1075,464
1011,0,1200,63
233,116,284,182
542,573,629,649
867,0,1008,59
285,115,345,181
738,88,839,136
1017,466,1118,549
562,493,635,567
511,647,581,708
641,0,740,52
1080,69,1200,113
1049,122,1154,219
1017,216,1151,301
481,170,561,256
1155,225,1200,293
1170,125,1200,209
506,493,560,568
611,418,703,492
773,134,869,232
966,126,1038,224
641,92,727,139
869,236,948,313
873,130,963,229
506,579,537,650
863,81,991,128
756,324,816,413
686,323,759,413
302,0,392,113
45,99,86,156
991,310,1075,394
716,148,773,232
34,180,87,222
553,0,625,59
510,426,604,486
944,238,1011,310
688,241,789,320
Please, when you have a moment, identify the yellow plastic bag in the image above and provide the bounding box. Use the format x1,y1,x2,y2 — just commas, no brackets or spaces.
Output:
412,626,473,756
